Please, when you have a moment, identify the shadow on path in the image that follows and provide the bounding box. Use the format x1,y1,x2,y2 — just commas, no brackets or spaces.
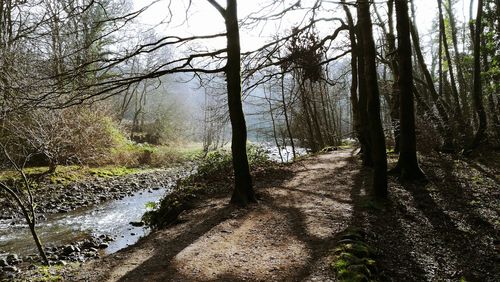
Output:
72,149,499,281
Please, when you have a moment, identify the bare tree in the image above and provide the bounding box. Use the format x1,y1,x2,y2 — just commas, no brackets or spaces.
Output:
205,0,256,205
0,144,49,265
392,0,425,180
468,0,487,151
357,0,388,197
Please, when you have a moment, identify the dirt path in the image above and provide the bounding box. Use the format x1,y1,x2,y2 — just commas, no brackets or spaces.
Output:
65,149,500,281
69,150,360,281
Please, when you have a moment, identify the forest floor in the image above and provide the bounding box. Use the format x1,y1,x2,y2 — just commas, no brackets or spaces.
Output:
41,148,500,281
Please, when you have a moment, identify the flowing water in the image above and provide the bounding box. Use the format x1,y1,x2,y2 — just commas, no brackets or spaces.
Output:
261,143,308,163
0,145,309,258
0,186,171,257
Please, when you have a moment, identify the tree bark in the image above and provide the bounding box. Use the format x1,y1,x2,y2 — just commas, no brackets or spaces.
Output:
211,0,256,205
468,0,487,150
357,0,388,197
355,22,373,166
308,83,325,149
298,78,318,152
343,2,360,149
438,0,463,119
280,74,296,160
393,0,426,180
445,0,470,121
387,0,401,154
265,87,284,163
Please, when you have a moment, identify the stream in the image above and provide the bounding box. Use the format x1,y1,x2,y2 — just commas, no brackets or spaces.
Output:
0,144,308,260
261,143,308,163
0,186,171,258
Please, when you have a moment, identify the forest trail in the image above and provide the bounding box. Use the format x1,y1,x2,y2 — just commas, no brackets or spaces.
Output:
71,149,360,281
68,148,500,281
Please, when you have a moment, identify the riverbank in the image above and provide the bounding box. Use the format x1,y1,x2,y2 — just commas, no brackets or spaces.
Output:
63,148,498,281
0,164,196,280
0,165,195,223
0,143,272,279
3,147,499,281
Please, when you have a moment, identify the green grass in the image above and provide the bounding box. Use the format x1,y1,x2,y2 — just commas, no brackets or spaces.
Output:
0,165,81,184
109,138,203,168
88,166,141,178
27,261,82,281
0,142,204,186
0,165,143,185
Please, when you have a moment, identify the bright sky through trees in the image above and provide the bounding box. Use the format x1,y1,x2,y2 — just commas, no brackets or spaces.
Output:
132,0,473,53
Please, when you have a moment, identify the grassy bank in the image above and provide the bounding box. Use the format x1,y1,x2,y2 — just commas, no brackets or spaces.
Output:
0,142,203,185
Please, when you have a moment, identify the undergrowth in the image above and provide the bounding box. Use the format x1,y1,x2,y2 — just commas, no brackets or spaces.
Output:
142,144,272,229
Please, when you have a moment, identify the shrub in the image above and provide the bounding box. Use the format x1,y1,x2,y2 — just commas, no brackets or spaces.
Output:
1,107,115,169
196,149,233,178
415,115,441,154
143,144,271,228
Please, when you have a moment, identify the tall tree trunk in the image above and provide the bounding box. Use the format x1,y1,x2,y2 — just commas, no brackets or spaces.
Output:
393,0,425,180
438,0,463,119
299,79,318,152
483,3,500,141
438,7,445,109
374,0,401,154
217,0,256,205
319,83,334,144
357,0,388,198
309,83,325,149
265,88,284,163
468,0,487,150
356,22,373,166
445,0,470,121
342,1,362,150
387,0,401,154
280,74,296,160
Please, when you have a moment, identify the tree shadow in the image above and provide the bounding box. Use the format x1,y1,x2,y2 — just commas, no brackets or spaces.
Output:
114,203,242,281
90,152,354,281
354,152,499,281
75,150,498,281
406,155,499,280
340,156,428,281
87,165,297,282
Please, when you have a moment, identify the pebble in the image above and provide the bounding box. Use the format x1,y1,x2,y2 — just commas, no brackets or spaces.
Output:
7,254,21,265
0,169,192,270
129,221,145,227
63,245,77,256
2,265,18,272
98,243,109,249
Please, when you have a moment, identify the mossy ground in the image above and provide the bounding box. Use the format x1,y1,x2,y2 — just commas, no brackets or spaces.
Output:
18,263,81,282
331,228,379,282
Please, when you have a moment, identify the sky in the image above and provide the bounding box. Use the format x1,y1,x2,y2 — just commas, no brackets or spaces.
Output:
132,0,474,52
129,0,476,137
